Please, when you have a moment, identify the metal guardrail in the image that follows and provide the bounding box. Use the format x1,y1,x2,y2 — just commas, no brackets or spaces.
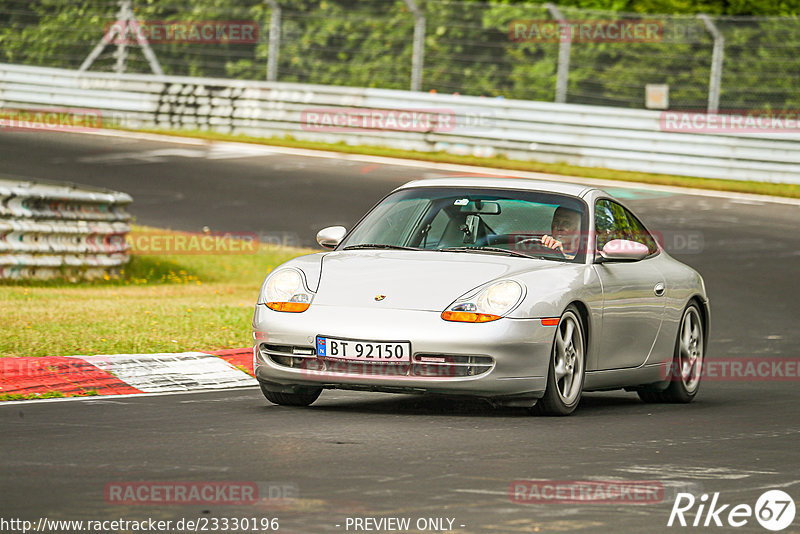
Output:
2,63,800,184
0,176,132,280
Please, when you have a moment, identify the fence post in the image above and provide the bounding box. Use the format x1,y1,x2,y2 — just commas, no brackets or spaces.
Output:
403,0,426,91
265,0,281,82
545,3,570,104
698,14,724,113
113,0,129,74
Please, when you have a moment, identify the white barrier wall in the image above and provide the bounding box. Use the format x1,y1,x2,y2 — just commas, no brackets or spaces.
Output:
0,178,132,280
2,63,800,184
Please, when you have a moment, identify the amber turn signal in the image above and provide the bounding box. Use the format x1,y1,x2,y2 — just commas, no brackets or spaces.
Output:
441,311,501,323
266,302,310,313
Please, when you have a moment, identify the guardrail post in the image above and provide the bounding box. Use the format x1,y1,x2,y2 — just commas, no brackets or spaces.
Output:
698,14,724,113
545,3,570,104
265,0,281,82
403,0,426,92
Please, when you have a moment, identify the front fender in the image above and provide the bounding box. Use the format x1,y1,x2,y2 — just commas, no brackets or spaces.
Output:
510,265,603,371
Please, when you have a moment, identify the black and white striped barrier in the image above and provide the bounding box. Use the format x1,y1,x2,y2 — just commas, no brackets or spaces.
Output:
0,178,132,280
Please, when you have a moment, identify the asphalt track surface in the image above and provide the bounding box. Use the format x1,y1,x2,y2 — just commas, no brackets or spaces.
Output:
1,131,799,534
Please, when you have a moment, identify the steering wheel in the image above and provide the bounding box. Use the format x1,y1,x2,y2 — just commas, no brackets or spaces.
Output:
481,234,565,256
479,233,534,246
514,235,543,246
524,235,566,257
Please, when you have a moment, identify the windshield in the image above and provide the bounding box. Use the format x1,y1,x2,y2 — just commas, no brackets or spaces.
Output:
339,186,589,263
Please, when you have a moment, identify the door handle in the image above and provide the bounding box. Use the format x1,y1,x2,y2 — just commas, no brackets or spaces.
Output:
654,282,666,296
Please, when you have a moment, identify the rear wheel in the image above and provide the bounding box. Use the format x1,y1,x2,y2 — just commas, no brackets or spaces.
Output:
532,306,586,416
638,303,704,404
260,384,322,407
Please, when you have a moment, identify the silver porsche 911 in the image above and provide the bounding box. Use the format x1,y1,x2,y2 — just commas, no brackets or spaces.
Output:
251,177,709,415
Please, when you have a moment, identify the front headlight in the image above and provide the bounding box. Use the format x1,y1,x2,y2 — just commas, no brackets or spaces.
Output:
262,268,313,312
442,280,524,323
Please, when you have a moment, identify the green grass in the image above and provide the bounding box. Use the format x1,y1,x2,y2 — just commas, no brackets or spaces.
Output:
1,226,314,358
0,390,99,401
128,127,799,199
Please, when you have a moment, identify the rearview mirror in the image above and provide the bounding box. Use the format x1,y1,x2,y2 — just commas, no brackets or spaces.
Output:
598,239,649,262
316,226,347,249
458,200,500,215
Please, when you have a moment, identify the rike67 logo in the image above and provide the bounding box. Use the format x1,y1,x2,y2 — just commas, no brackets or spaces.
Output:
668,490,796,531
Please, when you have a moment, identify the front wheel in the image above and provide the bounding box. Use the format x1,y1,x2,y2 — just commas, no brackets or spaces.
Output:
532,306,586,416
260,384,322,406
638,303,704,404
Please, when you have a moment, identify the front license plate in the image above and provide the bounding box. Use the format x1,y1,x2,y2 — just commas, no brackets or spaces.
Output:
316,336,411,363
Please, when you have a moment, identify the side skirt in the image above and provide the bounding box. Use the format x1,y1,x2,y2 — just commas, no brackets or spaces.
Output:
583,364,668,392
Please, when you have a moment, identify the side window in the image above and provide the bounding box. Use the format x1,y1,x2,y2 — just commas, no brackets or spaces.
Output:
347,198,429,246
622,207,659,255
595,199,632,250
595,199,659,256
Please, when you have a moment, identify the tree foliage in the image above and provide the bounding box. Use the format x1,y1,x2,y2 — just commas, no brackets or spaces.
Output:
1,0,798,109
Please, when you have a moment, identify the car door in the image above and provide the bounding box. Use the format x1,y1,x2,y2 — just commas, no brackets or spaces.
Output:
592,199,666,370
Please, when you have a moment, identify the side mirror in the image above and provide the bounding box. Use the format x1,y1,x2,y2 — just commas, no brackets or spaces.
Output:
316,226,347,249
598,239,649,262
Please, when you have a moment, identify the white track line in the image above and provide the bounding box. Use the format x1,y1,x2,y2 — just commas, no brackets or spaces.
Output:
79,128,800,206
0,386,260,406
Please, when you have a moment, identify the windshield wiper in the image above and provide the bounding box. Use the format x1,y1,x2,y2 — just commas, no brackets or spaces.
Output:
343,243,419,251
438,246,539,259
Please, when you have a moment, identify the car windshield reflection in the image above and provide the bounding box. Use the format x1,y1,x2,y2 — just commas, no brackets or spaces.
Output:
339,187,589,263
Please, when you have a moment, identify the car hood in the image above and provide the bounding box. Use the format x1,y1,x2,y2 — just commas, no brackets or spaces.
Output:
312,250,565,312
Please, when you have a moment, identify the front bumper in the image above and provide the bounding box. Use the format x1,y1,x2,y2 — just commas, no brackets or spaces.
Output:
252,304,554,402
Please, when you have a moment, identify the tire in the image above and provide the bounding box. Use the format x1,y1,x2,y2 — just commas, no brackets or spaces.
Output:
531,305,586,416
260,383,322,407
638,303,704,404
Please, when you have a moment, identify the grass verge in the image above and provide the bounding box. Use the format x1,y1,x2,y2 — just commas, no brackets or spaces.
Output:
129,127,799,199
1,226,313,358
0,390,98,401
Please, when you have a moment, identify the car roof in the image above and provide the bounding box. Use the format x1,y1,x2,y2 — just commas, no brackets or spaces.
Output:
396,176,599,198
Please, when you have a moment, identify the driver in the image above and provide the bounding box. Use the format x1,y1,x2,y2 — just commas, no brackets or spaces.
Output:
541,206,581,258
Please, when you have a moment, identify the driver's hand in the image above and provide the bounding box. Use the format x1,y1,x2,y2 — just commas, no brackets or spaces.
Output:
541,235,563,251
